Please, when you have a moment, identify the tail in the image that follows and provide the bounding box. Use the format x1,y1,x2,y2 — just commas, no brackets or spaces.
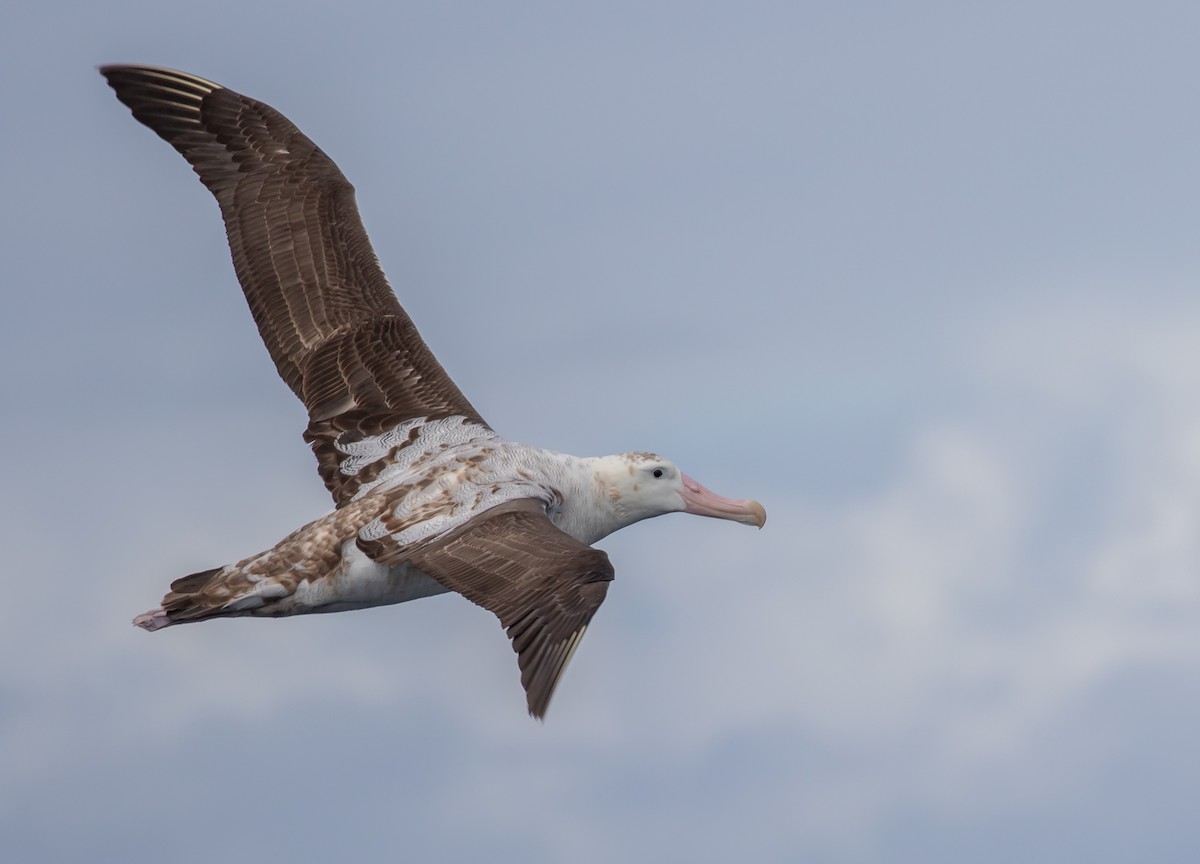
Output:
132,566,224,631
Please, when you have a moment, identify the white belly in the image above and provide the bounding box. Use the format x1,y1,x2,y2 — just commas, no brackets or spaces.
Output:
288,539,450,614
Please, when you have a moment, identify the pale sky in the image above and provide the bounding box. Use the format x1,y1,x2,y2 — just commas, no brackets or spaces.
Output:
4,2,1200,862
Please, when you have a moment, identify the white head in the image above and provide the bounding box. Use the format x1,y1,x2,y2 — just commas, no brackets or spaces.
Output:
579,451,766,542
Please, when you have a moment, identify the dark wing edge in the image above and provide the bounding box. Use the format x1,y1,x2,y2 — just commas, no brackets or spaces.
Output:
367,500,614,719
99,65,487,504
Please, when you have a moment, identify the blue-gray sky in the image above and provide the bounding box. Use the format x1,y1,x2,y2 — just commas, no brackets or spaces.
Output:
4,2,1200,862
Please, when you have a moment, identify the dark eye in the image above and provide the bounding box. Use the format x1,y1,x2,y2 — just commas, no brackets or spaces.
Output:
652,468,664,478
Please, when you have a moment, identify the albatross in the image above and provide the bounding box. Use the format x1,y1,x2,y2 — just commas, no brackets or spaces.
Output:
102,64,766,718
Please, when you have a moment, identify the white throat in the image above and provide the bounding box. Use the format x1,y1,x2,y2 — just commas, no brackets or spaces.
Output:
544,454,669,545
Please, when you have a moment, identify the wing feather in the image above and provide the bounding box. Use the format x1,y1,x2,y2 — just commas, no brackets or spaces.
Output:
101,65,486,504
366,500,614,718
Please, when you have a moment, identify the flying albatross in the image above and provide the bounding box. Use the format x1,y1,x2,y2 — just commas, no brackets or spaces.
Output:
101,64,766,718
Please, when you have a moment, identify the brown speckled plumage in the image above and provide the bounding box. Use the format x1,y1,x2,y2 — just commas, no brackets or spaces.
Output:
159,494,392,623
103,65,766,719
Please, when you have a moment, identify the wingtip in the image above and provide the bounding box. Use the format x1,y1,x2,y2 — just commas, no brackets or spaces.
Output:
97,63,222,93
98,62,140,80
526,693,553,721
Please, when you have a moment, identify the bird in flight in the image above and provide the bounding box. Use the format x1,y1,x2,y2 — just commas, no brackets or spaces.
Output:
102,65,766,718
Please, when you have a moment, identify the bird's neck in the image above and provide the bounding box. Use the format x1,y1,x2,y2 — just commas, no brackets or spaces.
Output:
536,453,632,546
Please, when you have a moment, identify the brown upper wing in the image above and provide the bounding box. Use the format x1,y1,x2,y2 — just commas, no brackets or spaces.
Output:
366,500,615,719
100,65,487,504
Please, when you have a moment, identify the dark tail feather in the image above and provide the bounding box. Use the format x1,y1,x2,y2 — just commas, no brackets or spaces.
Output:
132,566,224,631
167,567,224,597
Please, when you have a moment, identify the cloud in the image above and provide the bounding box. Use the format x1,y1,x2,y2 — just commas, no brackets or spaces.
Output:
8,4,1200,858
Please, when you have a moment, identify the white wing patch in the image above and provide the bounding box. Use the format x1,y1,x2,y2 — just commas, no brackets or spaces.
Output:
337,415,498,484
347,416,568,548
